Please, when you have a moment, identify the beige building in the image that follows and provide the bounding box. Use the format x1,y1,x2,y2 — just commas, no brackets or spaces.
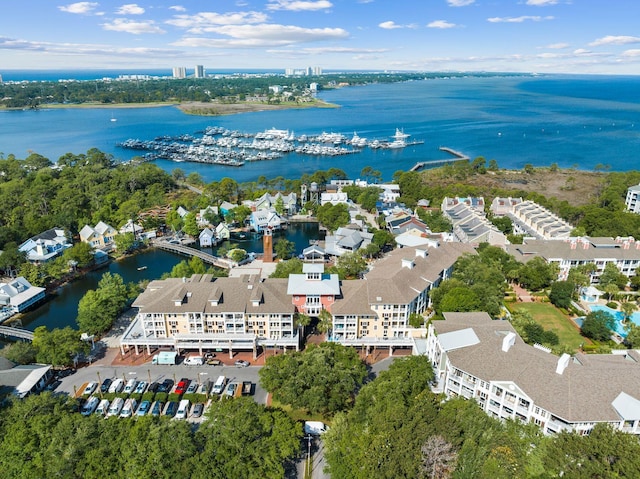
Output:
426,312,640,436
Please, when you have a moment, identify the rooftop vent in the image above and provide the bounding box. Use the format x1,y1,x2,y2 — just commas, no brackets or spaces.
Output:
401,258,415,270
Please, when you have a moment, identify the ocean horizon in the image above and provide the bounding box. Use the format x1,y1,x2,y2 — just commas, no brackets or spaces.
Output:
2,74,640,183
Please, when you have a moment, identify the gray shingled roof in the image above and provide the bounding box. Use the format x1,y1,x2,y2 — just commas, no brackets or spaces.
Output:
436,312,640,423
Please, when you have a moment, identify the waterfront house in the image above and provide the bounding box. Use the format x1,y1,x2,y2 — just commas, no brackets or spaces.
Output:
18,227,71,264
425,312,640,436
79,221,117,250
219,201,238,218
215,222,231,241
118,219,143,236
197,206,219,227
249,209,283,233
246,192,298,215
199,228,215,247
0,276,46,315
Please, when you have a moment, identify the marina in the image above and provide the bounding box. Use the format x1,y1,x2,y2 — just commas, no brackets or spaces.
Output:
117,125,424,166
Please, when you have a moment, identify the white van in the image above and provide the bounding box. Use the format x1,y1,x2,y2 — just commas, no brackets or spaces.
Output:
184,355,204,366
95,399,110,417
81,396,100,416
212,375,226,394
108,378,124,394
175,399,191,419
120,398,138,418
107,397,125,417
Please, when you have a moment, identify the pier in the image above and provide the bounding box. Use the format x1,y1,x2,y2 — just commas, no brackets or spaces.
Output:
0,326,34,342
151,239,235,269
410,146,470,172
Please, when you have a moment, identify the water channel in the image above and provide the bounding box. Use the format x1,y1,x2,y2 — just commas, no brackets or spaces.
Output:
16,222,319,333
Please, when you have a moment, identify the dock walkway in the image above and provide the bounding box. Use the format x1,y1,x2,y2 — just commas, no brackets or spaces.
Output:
151,239,235,269
410,146,470,172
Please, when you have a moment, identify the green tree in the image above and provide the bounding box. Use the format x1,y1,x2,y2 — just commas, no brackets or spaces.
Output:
335,251,367,279
274,238,295,260
259,342,366,415
548,280,575,309
599,263,628,289
32,326,89,367
62,241,94,268
0,241,25,276
270,258,303,278
581,310,616,341
408,312,424,328
113,232,136,253
227,248,247,263
621,301,637,322
625,324,640,348
182,212,200,237
316,202,350,233
516,257,558,291
372,228,396,250
0,341,38,364
76,272,130,335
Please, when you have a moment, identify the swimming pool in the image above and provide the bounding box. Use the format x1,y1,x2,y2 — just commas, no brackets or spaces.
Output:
588,305,640,337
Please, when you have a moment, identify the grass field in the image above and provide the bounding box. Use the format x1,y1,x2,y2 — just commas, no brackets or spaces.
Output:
508,302,590,350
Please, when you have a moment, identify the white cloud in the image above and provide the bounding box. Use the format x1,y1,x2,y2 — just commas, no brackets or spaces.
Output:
545,42,570,49
589,35,640,46
172,24,348,48
487,15,554,23
621,49,640,57
166,11,268,33
268,46,388,55
116,4,145,15
379,21,403,29
266,0,332,11
526,0,557,5
102,19,166,34
169,5,186,12
427,20,457,29
58,2,99,14
447,0,474,6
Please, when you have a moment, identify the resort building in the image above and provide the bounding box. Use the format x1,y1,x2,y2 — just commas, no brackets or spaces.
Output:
79,221,117,250
505,236,640,285
491,198,573,240
441,197,506,245
0,276,46,317
120,244,473,356
626,183,640,214
18,227,71,264
426,312,640,436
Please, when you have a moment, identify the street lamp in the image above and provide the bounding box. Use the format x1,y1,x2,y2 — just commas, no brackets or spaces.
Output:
306,435,313,477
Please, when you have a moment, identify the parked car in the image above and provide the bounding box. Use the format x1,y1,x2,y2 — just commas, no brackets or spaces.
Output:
81,396,100,416
198,380,211,395
136,400,151,416
120,398,138,418
175,378,190,395
45,380,62,392
151,401,164,417
95,399,110,417
100,378,112,393
158,379,173,393
147,382,159,393
107,397,125,417
134,381,147,395
224,382,238,397
175,399,191,419
82,382,98,396
108,378,124,394
186,382,198,394
123,379,138,394
164,401,178,417
56,368,76,379
192,403,204,418
234,360,250,368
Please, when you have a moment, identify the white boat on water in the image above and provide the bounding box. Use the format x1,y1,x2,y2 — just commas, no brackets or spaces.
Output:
392,128,410,141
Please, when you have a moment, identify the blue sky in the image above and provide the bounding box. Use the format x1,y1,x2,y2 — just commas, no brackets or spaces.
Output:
2,0,640,74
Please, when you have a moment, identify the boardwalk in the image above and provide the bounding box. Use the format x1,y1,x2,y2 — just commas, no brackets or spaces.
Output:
152,239,235,269
410,146,470,172
0,326,34,341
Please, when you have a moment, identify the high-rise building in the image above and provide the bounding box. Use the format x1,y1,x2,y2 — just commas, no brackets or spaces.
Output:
312,66,322,75
285,68,294,76
172,67,186,79
194,65,205,78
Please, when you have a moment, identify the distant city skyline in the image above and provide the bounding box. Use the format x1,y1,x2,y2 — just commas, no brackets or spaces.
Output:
2,1,640,74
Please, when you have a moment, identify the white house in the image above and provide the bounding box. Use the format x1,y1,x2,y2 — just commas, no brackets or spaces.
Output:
249,209,283,233
199,228,215,247
18,227,71,264
0,276,46,315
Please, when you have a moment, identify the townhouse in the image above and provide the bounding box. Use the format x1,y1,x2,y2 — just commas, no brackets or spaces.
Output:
441,197,507,245
491,198,573,240
426,312,640,436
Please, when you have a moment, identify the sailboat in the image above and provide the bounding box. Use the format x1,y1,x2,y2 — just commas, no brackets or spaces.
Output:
110,113,117,122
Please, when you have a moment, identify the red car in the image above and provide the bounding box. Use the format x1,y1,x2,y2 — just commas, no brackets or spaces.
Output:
175,378,190,395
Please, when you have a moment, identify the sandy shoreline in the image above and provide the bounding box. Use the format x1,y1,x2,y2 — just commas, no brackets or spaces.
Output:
3,99,339,116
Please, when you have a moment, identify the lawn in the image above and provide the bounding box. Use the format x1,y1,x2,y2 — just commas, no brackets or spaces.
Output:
508,301,590,351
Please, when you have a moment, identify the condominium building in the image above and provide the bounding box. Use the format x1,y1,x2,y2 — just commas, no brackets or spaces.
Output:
505,236,640,284
172,67,186,79
194,65,205,78
426,312,640,436
626,183,640,214
441,197,506,245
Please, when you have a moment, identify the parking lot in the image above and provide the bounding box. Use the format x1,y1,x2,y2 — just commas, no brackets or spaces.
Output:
52,361,267,420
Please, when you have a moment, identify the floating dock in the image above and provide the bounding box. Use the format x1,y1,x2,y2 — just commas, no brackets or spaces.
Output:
410,147,469,171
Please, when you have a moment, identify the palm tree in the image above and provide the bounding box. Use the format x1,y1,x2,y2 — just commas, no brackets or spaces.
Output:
317,309,333,338
295,313,311,337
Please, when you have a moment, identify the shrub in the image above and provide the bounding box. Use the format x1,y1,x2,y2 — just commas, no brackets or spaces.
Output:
142,392,155,402
154,392,168,403
606,302,618,309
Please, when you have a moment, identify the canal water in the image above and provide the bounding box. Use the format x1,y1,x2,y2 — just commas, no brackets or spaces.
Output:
16,222,318,333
